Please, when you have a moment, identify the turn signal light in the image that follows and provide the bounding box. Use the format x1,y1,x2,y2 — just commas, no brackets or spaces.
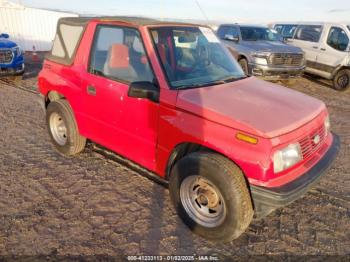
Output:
236,133,258,144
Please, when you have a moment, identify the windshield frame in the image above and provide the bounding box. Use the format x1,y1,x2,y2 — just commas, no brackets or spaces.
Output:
148,25,246,90
240,26,280,41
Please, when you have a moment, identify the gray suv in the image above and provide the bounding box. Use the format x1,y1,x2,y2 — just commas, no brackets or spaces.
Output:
217,24,306,81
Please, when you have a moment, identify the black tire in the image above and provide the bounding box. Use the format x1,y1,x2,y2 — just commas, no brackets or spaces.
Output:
46,99,86,156
238,58,249,75
333,69,350,91
169,152,253,243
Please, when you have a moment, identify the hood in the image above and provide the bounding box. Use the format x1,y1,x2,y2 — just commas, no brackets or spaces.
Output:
0,39,17,49
240,40,302,53
176,77,325,138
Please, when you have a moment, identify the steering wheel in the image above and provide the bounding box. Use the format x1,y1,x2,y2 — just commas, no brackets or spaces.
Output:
189,44,211,72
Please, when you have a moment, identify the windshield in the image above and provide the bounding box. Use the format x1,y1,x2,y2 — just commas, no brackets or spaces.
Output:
240,26,279,41
150,26,246,89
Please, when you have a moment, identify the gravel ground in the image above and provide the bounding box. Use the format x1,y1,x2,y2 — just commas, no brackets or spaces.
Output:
0,55,349,261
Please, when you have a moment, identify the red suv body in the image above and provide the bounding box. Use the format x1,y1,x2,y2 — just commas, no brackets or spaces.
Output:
39,17,340,242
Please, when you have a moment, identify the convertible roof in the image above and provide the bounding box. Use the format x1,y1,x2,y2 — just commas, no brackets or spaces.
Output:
59,16,201,27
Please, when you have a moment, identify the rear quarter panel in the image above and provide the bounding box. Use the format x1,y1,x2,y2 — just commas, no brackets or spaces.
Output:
38,21,97,137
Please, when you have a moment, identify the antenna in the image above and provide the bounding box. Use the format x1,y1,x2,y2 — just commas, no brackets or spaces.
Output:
194,0,210,24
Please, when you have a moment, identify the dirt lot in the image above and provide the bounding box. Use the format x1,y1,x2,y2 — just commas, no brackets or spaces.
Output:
0,55,349,261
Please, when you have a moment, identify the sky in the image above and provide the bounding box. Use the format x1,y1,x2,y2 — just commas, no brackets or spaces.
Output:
18,0,350,24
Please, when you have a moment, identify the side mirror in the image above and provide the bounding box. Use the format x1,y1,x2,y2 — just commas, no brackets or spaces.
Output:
0,33,9,39
128,81,159,103
225,34,239,42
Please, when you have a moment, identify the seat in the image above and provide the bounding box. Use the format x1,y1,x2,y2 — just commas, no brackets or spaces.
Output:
104,44,137,82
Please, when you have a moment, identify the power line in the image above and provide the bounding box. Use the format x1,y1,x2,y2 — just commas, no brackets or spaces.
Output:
194,0,210,23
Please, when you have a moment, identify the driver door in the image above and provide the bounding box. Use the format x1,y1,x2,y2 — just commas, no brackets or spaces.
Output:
316,25,350,77
81,24,159,171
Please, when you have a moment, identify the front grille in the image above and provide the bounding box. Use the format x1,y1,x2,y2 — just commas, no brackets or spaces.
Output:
269,53,304,67
299,124,327,160
0,49,14,64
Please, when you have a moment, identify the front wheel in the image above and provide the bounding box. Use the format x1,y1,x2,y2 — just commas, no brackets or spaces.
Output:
46,99,86,156
169,152,253,243
333,69,350,91
238,58,249,75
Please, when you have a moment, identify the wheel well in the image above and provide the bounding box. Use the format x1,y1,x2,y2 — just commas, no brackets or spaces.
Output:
332,66,350,78
166,143,218,179
45,91,65,108
237,55,247,61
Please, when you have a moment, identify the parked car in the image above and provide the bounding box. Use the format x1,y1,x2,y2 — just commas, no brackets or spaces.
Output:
273,22,350,91
39,17,340,243
216,24,305,82
0,33,24,80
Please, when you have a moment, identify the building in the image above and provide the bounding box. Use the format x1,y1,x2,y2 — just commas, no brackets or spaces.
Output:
0,0,78,51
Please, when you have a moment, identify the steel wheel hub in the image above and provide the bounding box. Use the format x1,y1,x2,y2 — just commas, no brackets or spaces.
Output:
49,112,67,146
180,176,226,228
338,74,349,88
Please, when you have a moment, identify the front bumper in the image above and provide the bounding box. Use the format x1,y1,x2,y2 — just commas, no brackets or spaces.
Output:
250,133,340,219
0,57,25,76
249,63,305,80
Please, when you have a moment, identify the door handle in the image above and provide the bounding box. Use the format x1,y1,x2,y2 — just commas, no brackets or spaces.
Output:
87,85,96,96
320,48,326,51
312,46,319,49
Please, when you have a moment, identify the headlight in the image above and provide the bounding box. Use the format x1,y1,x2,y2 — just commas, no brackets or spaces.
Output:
273,143,303,173
12,46,23,57
324,115,331,135
252,52,270,65
253,57,268,65
253,52,270,58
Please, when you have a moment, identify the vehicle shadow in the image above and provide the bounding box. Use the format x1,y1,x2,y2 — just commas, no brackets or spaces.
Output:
302,73,334,90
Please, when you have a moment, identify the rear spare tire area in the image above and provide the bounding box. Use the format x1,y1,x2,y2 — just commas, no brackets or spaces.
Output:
169,152,253,243
46,99,86,156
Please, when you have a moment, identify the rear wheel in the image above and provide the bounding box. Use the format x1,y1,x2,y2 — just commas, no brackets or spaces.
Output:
46,99,86,156
238,58,249,75
169,152,253,243
333,69,350,91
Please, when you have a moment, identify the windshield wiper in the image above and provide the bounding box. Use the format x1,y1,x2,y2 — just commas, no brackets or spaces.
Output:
176,76,247,90
176,82,218,90
219,76,247,83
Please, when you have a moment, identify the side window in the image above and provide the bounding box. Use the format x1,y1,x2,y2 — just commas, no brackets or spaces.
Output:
217,26,229,39
227,27,239,38
327,27,349,51
217,26,239,39
51,23,84,63
89,25,154,83
274,25,283,34
295,25,322,42
281,25,298,38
